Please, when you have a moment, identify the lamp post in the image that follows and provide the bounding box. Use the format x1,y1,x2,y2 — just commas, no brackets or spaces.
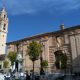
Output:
15,44,19,72
39,40,42,75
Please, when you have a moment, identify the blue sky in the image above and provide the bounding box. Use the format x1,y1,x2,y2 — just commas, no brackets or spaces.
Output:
0,0,80,42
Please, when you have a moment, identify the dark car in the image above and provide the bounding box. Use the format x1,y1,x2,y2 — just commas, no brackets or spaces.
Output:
5,73,11,80
0,70,5,74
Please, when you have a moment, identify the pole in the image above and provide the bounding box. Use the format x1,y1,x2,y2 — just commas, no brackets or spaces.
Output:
32,61,34,80
40,52,43,75
16,44,19,72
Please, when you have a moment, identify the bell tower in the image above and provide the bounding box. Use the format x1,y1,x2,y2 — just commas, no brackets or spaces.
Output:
0,8,8,54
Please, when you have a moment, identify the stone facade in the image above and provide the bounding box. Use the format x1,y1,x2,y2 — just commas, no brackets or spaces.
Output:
7,25,80,73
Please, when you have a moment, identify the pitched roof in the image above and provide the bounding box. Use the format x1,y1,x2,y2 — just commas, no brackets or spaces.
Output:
6,25,80,45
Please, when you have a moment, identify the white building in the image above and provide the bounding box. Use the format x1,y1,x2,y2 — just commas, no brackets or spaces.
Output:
0,8,8,55
0,8,8,69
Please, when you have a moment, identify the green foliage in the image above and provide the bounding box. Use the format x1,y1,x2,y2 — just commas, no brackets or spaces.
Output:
55,59,60,69
3,59,9,68
7,51,16,65
54,50,67,69
28,41,42,61
61,53,67,69
27,41,42,78
41,60,48,68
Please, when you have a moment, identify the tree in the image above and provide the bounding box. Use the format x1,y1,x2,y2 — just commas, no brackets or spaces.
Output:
27,41,41,78
41,60,48,68
7,51,16,69
60,53,67,69
3,59,9,68
41,60,48,74
3,59,9,72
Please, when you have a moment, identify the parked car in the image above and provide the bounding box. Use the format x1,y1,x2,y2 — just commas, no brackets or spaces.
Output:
0,70,5,74
19,72,26,80
5,72,11,80
0,73,5,80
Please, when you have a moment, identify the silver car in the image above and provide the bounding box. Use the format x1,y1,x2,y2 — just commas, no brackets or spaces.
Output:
0,73,5,80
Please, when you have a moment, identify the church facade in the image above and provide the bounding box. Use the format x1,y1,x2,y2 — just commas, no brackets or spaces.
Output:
6,25,80,73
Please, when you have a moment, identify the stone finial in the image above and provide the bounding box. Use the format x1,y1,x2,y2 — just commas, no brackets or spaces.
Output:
60,24,64,30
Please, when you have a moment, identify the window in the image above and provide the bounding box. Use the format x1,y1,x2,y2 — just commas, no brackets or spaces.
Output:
3,35,4,37
2,44,3,46
3,24,6,30
0,23,1,26
0,65,1,69
4,15,6,18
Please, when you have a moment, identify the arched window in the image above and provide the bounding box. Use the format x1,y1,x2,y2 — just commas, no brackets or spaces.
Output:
3,35,4,37
2,44,3,46
4,15,6,18
3,24,6,30
0,23,1,27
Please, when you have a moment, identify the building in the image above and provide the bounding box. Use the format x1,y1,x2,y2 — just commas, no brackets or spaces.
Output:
0,55,5,69
0,8,8,69
0,8,8,54
6,24,80,73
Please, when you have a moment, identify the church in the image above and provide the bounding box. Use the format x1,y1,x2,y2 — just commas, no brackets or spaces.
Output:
0,5,80,74
6,23,80,73
0,1,80,75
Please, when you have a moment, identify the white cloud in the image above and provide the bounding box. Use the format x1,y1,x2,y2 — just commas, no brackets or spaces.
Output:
0,0,80,15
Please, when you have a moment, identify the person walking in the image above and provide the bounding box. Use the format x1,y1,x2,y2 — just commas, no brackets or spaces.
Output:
26,72,30,80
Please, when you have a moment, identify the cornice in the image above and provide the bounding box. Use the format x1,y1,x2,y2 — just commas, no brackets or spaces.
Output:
6,25,80,45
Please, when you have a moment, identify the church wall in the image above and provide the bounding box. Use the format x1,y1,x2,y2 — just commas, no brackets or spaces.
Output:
6,27,80,73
